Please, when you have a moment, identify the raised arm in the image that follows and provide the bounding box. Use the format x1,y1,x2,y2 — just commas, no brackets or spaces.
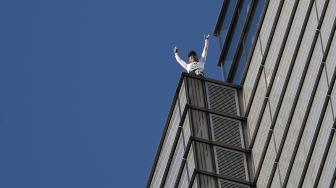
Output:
201,35,210,63
173,47,187,70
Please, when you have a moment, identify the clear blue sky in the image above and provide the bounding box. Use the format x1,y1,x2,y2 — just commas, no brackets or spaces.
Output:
0,0,222,187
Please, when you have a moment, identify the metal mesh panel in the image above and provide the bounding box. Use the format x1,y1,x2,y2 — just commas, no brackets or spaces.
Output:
219,180,249,188
192,174,250,188
215,148,247,181
211,114,243,148
206,82,238,115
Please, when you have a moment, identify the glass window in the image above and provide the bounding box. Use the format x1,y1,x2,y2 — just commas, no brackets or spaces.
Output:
233,0,267,84
219,0,239,49
222,0,251,80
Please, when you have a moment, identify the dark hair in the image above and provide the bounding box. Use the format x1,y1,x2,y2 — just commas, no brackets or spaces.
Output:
188,50,199,62
188,50,197,57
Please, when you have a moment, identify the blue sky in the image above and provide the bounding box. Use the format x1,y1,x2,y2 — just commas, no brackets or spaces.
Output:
0,0,223,187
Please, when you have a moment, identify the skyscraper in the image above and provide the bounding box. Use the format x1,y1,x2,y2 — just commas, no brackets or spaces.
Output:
147,0,336,187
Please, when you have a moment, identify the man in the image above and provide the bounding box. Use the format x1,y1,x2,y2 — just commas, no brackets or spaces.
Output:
173,34,210,76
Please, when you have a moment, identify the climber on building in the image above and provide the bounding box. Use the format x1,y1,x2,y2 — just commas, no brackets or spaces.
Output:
173,34,210,76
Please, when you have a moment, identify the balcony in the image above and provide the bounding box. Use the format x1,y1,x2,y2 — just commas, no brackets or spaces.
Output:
147,73,252,188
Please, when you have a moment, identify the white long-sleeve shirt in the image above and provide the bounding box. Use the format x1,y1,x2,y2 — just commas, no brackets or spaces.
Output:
174,39,209,74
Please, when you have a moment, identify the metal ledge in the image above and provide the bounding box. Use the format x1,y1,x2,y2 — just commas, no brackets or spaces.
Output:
196,169,254,186
182,72,242,89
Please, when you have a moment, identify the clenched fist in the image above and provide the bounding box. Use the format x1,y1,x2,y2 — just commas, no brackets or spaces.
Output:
173,47,178,53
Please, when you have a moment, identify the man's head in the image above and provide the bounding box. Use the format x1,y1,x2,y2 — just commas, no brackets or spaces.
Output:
188,51,199,63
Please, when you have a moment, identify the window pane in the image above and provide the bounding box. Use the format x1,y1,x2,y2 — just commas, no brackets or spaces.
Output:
223,0,251,80
233,0,267,84
219,0,239,49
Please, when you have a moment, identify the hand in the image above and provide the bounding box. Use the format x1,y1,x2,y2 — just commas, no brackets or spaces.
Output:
204,34,210,40
173,47,178,53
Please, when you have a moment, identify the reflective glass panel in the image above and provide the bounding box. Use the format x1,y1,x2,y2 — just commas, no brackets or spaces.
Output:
233,0,267,84
223,0,251,79
219,0,239,48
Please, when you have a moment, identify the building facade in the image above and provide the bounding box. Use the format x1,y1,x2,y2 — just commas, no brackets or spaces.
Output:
147,0,336,187
147,74,252,187
239,0,336,187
